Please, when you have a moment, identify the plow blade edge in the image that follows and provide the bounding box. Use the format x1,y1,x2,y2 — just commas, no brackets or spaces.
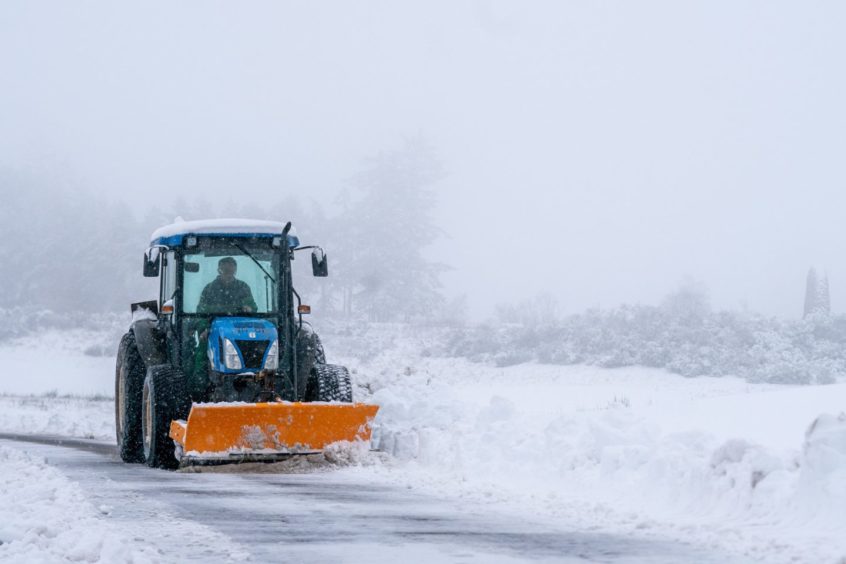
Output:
170,402,379,460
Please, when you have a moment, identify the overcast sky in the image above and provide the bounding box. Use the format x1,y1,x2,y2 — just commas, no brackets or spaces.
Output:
2,1,845,319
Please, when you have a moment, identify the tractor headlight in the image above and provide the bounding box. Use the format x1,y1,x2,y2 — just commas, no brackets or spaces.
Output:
264,340,279,370
222,338,243,370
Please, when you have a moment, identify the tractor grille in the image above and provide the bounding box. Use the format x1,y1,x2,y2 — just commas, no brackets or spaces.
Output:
236,340,270,369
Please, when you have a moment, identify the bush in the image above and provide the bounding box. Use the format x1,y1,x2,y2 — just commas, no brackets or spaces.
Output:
439,304,846,385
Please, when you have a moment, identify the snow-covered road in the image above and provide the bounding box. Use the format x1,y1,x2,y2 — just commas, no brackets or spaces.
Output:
0,435,735,564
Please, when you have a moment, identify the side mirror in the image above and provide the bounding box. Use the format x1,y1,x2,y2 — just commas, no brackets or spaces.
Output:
311,248,328,277
143,248,161,277
184,262,200,273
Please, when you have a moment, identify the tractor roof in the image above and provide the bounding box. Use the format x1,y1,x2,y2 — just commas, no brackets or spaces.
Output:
150,218,299,247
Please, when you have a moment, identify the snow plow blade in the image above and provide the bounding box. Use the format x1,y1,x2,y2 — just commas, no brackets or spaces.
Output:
169,402,379,462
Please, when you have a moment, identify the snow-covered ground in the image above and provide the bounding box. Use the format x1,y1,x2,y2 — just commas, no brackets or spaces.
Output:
348,359,846,563
0,445,154,562
337,328,846,564
0,395,114,440
0,331,115,396
1,326,845,563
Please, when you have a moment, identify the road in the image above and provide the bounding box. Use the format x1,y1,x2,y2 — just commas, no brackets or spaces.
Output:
0,434,744,563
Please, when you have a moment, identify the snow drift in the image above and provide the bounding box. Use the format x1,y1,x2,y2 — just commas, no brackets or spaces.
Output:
0,445,152,563
343,343,846,564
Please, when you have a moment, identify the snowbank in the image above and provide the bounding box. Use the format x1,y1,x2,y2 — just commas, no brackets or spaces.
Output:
342,349,846,563
798,413,846,524
0,445,154,563
0,395,114,440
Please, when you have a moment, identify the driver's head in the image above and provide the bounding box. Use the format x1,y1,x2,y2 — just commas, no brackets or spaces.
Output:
218,257,237,281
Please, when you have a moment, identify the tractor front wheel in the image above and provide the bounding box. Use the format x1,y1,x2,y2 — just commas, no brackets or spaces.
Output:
115,332,145,463
142,366,188,470
295,331,326,400
306,364,353,403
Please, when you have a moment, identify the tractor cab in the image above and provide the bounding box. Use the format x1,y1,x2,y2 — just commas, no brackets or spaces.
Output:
137,219,325,403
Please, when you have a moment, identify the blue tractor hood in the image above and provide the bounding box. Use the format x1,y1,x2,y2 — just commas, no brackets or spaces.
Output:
207,317,278,374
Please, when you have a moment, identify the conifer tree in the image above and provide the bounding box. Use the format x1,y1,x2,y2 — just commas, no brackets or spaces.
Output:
804,267,831,318
332,136,447,321
804,268,819,318
818,272,831,316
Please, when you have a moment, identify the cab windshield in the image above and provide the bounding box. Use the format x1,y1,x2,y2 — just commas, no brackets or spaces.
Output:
182,239,280,315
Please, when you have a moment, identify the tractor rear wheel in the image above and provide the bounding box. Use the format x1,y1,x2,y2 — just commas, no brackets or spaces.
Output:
115,332,145,463
306,364,353,403
142,366,189,470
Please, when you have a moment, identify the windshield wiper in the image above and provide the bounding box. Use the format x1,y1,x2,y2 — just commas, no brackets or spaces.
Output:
233,243,276,283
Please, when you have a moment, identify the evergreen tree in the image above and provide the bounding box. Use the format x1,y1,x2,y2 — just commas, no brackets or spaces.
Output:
333,136,447,321
804,268,819,318
0,138,449,322
804,267,831,318
819,273,831,316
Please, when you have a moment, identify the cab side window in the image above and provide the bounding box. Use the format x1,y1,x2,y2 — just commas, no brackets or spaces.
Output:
161,251,177,307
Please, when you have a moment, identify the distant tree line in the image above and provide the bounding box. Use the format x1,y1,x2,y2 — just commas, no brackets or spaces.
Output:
445,283,845,385
4,142,843,386
0,137,449,323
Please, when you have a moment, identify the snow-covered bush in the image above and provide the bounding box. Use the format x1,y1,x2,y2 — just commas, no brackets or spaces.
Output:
0,308,127,348
441,304,846,385
6,297,846,386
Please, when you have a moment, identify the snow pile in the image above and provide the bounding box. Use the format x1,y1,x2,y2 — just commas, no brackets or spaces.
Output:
0,395,114,440
131,307,157,323
323,439,379,466
796,413,846,524
0,445,154,563
341,346,846,563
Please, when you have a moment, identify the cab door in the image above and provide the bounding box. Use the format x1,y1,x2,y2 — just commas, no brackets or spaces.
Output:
159,250,181,366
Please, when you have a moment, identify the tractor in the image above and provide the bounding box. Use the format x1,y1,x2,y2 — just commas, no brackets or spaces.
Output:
115,218,378,469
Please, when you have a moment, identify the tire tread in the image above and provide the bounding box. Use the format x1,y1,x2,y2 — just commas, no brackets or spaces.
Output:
115,331,145,463
143,365,189,470
307,364,353,403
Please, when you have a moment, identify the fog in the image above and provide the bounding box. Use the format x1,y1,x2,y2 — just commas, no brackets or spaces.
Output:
2,1,846,319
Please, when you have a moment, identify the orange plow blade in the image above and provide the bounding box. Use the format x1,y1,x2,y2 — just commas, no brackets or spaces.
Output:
170,402,379,461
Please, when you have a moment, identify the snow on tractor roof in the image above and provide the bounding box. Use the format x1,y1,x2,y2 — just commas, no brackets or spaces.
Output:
150,218,299,247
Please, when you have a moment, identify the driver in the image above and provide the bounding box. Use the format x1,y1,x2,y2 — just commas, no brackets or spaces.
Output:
191,257,259,395
197,257,258,315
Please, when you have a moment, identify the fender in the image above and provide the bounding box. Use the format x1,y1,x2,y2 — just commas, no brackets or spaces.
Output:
131,319,167,367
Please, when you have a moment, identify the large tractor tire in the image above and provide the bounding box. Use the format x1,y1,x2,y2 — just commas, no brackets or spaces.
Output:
306,364,353,403
295,330,326,400
142,366,189,470
115,332,145,463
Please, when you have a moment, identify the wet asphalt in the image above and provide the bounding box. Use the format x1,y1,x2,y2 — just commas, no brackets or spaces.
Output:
0,434,749,564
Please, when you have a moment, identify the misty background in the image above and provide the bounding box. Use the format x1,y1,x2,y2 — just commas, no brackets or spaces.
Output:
2,1,846,384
